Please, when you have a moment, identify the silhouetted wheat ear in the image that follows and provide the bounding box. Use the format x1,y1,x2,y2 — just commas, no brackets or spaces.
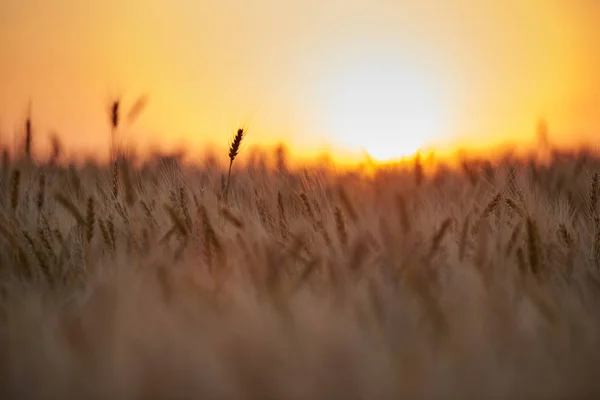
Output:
25,114,32,159
111,100,119,129
229,128,244,161
109,100,120,160
224,128,245,204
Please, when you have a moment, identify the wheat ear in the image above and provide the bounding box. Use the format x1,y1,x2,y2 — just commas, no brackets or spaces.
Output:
224,128,245,204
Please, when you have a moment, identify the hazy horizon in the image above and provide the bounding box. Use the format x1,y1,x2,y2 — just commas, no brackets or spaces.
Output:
1,0,600,162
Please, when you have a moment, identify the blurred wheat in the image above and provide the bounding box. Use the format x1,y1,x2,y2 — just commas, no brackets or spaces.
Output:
1,129,600,399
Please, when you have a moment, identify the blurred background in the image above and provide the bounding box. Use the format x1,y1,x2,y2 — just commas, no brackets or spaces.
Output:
0,0,599,163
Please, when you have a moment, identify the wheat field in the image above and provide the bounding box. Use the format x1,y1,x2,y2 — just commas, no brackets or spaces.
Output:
1,130,600,399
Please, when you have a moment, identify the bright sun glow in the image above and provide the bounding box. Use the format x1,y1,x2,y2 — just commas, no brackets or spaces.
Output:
323,58,450,161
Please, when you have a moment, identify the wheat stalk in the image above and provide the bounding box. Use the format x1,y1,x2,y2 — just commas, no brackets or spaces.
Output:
526,217,541,276
224,128,245,204
36,173,45,215
110,99,120,161
277,191,288,239
591,172,599,216
10,169,21,212
24,110,32,159
85,196,95,244
111,160,119,199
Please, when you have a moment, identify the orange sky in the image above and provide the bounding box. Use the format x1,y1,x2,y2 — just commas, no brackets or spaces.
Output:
0,0,599,162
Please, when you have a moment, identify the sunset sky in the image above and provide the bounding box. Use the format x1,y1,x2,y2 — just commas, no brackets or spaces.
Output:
1,0,600,162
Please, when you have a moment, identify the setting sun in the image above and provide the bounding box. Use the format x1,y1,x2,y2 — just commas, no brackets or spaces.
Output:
321,56,450,161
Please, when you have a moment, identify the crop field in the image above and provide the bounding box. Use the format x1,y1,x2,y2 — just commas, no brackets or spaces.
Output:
1,129,600,399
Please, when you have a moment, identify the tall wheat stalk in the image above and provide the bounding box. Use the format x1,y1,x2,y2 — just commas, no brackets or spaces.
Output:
24,111,32,160
224,128,245,204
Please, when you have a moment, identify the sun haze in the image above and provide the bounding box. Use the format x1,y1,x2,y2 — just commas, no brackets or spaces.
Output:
0,0,599,162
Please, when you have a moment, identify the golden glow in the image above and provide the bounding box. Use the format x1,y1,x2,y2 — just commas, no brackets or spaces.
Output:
322,56,449,160
0,0,599,165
